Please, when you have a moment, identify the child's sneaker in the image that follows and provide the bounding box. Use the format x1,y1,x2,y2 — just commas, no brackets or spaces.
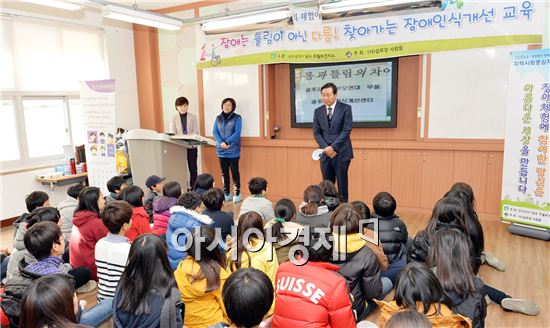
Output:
233,194,241,203
483,251,506,271
501,298,540,316
76,280,97,294
225,194,232,202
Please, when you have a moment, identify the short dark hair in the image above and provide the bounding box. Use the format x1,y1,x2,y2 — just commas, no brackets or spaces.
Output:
321,82,337,95
175,96,189,108
24,221,62,260
119,185,144,207
178,191,202,210
193,173,214,192
307,228,333,262
221,97,236,111
351,200,370,220
202,188,224,211
67,184,85,199
329,204,361,234
101,201,133,234
25,207,61,228
106,176,126,193
163,181,182,199
25,191,49,212
222,268,274,328
248,177,267,195
373,192,397,217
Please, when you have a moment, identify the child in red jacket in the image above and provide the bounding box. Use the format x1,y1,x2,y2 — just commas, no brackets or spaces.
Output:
119,185,151,242
70,187,108,281
272,229,356,328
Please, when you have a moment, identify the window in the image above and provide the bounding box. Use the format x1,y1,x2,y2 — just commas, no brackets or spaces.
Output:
1,99,20,162
1,16,108,170
69,99,86,147
23,98,69,158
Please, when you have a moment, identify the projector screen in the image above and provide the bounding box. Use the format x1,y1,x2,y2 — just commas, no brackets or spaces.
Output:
290,59,398,128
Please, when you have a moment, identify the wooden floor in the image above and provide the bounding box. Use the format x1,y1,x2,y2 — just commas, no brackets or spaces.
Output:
2,208,548,328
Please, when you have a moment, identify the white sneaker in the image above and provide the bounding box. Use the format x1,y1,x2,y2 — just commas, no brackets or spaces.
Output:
501,298,540,316
484,252,506,271
76,280,97,294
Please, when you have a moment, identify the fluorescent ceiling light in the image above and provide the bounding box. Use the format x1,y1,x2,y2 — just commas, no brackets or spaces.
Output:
23,0,84,11
102,5,182,31
321,0,431,14
201,8,290,32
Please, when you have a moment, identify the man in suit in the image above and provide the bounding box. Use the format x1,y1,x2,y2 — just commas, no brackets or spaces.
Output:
313,82,353,202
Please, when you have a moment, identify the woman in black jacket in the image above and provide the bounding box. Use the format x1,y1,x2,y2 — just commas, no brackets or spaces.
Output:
427,229,487,328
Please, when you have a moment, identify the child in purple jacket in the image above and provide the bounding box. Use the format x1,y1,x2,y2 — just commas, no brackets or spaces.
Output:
152,181,182,235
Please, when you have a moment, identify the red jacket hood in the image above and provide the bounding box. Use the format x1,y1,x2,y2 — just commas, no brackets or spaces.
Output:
72,210,100,227
133,206,149,218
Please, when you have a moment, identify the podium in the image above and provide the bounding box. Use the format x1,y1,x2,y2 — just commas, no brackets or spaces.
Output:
125,129,215,190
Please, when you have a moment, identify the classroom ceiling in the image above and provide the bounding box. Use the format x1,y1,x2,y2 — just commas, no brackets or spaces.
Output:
109,1,198,10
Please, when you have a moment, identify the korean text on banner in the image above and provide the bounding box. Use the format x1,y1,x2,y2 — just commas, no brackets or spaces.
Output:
501,49,550,229
80,79,117,196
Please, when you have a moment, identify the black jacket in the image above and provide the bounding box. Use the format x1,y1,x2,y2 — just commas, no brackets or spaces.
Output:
447,277,487,328
201,209,234,242
367,214,408,264
113,287,183,328
313,101,354,162
331,243,382,321
1,258,75,327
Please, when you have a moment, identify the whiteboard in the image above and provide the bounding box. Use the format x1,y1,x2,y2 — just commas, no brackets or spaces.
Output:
202,65,261,137
428,44,527,139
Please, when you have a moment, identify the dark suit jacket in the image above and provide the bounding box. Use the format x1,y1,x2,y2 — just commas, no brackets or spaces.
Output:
313,101,354,162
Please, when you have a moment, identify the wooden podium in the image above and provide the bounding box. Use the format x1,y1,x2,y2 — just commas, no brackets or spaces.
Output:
125,129,215,190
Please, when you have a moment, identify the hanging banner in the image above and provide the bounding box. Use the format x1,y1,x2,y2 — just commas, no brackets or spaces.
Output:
197,0,544,68
501,49,550,229
80,79,117,196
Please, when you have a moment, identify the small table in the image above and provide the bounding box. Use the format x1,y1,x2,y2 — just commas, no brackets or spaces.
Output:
36,172,88,190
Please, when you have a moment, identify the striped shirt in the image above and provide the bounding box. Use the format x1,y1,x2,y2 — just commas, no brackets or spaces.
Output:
95,233,131,301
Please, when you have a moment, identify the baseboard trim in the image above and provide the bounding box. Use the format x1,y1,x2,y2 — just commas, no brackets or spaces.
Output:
1,216,18,228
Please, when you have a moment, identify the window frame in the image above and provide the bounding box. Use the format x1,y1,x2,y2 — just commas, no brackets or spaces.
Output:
1,91,82,172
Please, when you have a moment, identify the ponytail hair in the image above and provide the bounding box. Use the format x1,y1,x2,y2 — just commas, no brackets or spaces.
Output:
300,185,323,215
271,199,296,242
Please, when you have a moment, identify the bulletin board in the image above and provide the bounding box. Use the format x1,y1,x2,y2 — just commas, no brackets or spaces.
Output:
202,64,261,137
428,44,527,139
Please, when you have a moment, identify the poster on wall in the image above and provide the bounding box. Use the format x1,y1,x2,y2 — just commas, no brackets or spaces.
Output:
80,79,117,196
501,49,549,229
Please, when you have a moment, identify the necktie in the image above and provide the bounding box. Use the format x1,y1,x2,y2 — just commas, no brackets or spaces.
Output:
327,107,333,120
